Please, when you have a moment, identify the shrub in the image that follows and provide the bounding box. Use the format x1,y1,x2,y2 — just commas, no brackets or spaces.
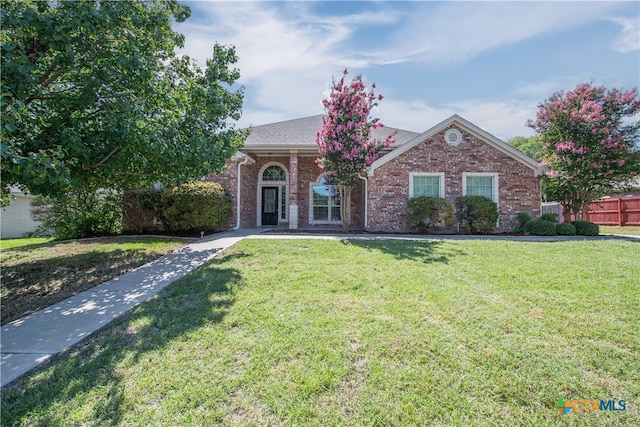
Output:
455,196,499,234
162,182,232,232
555,222,577,236
406,197,456,232
31,188,122,240
122,189,163,233
525,219,556,236
572,220,599,236
515,212,532,232
540,213,559,222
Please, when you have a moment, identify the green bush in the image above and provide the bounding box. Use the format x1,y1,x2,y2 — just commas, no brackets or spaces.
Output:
555,222,577,236
515,212,532,232
455,196,499,234
540,213,559,222
122,189,163,233
32,188,122,240
406,197,456,232
525,219,556,236
162,182,231,232
572,220,599,236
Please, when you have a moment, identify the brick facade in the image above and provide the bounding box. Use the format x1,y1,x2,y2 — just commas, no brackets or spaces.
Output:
205,116,541,232
367,125,540,232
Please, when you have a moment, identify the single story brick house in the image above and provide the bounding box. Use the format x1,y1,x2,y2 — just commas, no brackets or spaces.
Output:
205,114,543,232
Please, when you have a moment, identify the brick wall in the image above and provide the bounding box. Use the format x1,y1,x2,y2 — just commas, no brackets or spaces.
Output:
206,154,365,229
367,125,541,232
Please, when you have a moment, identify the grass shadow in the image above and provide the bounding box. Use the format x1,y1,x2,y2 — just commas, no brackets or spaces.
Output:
1,260,242,425
1,248,177,325
343,238,465,264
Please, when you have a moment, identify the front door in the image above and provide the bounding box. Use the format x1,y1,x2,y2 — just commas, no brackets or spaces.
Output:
261,186,278,226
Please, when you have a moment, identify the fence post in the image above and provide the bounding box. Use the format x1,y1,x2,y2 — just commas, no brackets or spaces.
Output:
618,198,622,226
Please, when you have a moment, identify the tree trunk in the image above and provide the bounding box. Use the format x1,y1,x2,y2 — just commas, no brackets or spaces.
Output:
338,184,352,232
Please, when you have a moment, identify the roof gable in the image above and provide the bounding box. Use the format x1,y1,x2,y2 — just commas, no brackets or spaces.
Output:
368,114,543,176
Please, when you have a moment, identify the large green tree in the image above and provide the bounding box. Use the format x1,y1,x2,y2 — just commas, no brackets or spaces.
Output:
528,83,640,219
507,136,544,161
1,0,245,204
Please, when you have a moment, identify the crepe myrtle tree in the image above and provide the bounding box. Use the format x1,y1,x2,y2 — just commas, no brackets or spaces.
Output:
1,0,245,206
316,69,395,231
528,83,640,220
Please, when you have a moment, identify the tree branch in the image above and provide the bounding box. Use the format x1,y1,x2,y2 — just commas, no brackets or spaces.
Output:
84,145,122,171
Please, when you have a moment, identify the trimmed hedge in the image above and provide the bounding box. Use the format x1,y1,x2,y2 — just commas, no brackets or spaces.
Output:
163,182,231,232
540,213,559,223
555,222,577,236
525,219,556,236
455,196,498,234
515,212,532,233
406,197,456,232
123,182,231,233
572,220,599,236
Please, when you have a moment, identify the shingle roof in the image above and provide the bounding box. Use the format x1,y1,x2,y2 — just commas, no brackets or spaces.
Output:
242,115,419,150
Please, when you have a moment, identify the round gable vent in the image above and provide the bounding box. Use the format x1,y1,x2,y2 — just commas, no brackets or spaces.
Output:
445,129,462,146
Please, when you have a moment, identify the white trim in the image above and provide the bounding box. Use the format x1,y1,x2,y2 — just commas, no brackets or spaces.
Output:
368,114,543,176
462,172,499,206
233,154,254,230
444,128,462,146
308,174,342,225
257,162,288,227
409,172,445,198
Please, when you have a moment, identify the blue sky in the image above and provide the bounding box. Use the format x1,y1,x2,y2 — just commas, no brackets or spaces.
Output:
174,1,640,140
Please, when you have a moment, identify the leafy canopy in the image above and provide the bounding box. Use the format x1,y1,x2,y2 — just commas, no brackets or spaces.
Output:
528,83,640,218
1,0,245,204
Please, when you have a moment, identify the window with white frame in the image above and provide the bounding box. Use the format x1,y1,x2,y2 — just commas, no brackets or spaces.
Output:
409,172,445,198
311,176,341,222
262,165,286,182
462,173,498,203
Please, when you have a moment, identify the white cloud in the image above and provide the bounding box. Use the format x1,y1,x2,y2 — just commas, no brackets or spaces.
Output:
376,1,626,65
609,17,640,53
380,98,535,140
173,1,637,139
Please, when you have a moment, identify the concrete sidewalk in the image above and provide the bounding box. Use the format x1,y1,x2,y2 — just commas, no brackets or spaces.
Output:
1,229,257,387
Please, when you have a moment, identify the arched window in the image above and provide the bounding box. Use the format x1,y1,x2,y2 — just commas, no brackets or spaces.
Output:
262,165,286,182
311,176,341,222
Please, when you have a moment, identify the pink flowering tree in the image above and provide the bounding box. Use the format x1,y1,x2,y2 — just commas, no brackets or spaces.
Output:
528,83,640,220
316,69,395,231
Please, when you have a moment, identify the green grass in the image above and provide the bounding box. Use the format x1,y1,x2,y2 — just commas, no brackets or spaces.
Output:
1,236,192,324
0,237,53,249
599,226,640,236
2,238,638,426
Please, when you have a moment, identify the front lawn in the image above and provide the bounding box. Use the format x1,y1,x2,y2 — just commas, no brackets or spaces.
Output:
0,236,193,325
599,226,640,236
2,238,638,426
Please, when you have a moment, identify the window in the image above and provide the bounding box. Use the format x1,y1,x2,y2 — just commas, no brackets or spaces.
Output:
311,176,341,222
262,165,286,181
463,173,498,203
409,173,444,198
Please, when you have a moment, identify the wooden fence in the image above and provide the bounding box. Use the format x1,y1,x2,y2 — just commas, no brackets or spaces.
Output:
558,196,640,226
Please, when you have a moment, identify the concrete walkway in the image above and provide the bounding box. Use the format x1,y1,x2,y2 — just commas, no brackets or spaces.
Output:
2,229,637,387
1,229,257,387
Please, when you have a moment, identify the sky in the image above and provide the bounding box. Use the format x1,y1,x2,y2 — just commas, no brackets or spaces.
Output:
174,0,640,140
